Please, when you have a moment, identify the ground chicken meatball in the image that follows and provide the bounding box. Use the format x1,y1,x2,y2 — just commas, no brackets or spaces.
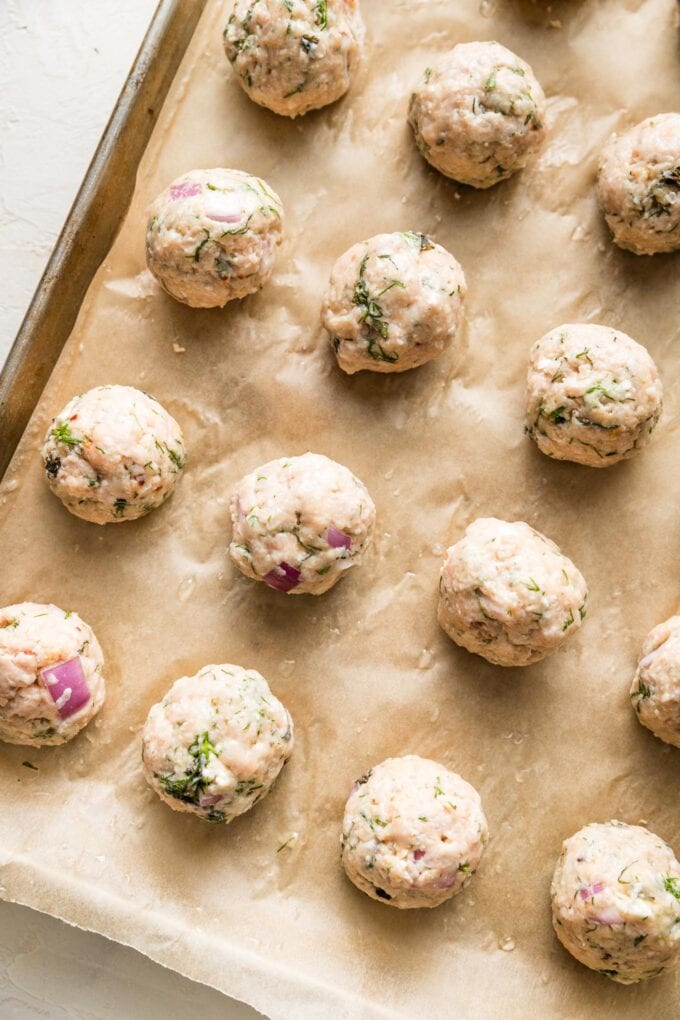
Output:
224,0,365,118
408,41,546,188
438,518,588,667
631,615,680,749
41,385,185,525
525,324,663,468
229,452,375,595
321,231,467,374
597,113,680,255
341,755,488,909
142,664,293,823
0,602,105,746
551,821,680,984
146,168,283,307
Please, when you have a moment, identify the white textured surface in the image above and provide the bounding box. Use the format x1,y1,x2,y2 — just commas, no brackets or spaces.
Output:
0,2,261,1016
0,0,155,365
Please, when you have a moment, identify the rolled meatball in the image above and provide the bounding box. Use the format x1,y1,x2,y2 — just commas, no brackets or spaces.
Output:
41,385,185,525
551,821,680,984
597,113,680,255
525,324,663,468
229,452,375,595
146,168,283,307
0,602,105,746
408,41,546,188
142,663,293,823
631,615,680,749
224,0,365,118
321,231,467,374
438,518,588,667
341,755,488,909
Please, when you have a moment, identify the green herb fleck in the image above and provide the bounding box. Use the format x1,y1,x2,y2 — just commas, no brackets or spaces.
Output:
663,876,680,900
562,609,575,631
352,254,399,364
51,422,82,447
113,498,128,518
632,680,652,701
169,448,184,471
314,1,328,30
484,69,498,92
524,577,540,592
157,731,218,806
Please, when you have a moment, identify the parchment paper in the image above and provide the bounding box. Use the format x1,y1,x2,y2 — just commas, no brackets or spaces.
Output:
1,1,679,1017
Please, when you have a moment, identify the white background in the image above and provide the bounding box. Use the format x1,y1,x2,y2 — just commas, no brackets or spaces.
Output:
0,2,260,1016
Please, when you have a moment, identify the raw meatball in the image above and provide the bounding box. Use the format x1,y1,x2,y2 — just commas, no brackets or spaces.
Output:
438,518,588,667
551,820,680,984
146,168,283,307
321,231,467,374
631,615,680,749
41,385,185,525
224,0,365,118
0,602,105,746
341,755,488,909
142,664,293,823
229,452,375,595
597,113,680,255
525,324,663,468
408,41,546,188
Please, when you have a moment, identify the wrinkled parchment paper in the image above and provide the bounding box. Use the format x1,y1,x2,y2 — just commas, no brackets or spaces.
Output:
1,1,679,1016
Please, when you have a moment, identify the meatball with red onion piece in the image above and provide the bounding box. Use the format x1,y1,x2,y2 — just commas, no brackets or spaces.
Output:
341,755,488,909
229,452,376,595
142,664,293,824
146,168,283,307
551,821,680,983
0,602,105,746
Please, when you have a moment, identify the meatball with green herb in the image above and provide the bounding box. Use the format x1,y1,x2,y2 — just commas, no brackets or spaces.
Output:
224,0,365,118
41,385,185,525
551,821,680,984
145,168,283,307
525,324,663,468
408,41,546,188
597,113,680,255
438,518,588,667
321,231,467,374
142,664,293,823
0,602,105,746
631,615,680,749
229,452,375,595
341,755,488,909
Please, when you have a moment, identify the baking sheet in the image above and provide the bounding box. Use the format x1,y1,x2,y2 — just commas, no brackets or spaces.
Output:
1,1,679,1017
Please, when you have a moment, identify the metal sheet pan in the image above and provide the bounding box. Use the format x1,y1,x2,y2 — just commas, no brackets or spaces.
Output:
0,0,207,481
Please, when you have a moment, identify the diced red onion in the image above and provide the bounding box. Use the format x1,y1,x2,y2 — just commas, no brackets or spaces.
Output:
326,526,352,550
204,192,242,223
199,793,222,808
264,562,301,592
39,656,91,719
592,909,624,926
170,181,202,200
413,849,426,861
579,881,605,900
433,874,458,890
